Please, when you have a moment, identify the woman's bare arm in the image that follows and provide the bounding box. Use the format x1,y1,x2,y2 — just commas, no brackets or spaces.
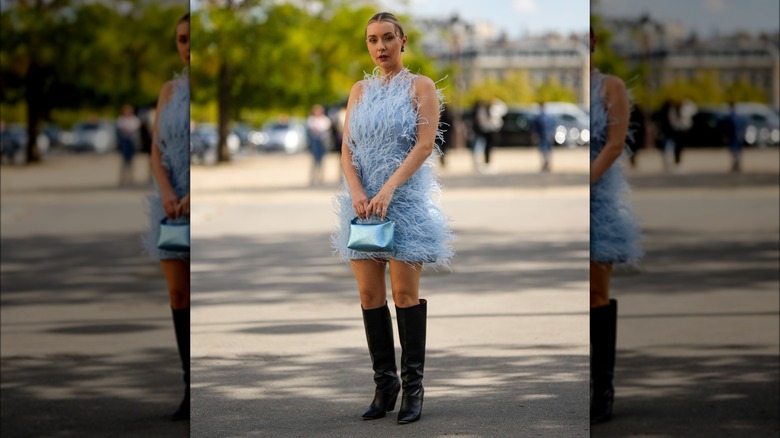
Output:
341,81,371,219
151,81,181,218
367,75,440,219
591,75,630,184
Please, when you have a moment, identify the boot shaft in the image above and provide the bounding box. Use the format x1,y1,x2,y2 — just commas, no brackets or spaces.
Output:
362,303,399,389
396,299,427,395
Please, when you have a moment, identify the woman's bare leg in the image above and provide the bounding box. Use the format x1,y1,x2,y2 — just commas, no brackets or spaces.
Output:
350,259,388,309
388,260,422,308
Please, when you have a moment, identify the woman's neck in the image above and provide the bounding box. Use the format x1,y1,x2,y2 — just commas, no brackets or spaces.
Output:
379,64,405,81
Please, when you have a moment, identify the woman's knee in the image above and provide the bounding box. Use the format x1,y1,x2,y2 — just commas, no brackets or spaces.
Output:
391,289,419,308
168,286,190,308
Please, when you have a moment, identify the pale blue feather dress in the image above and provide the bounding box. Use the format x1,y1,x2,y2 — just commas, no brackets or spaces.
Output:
332,69,454,269
142,70,190,260
590,70,643,264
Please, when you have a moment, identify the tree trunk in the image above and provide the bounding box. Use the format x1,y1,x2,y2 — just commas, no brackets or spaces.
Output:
217,61,232,162
24,61,43,164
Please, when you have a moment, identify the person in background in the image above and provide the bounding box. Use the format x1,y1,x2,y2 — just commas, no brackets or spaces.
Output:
472,99,491,172
725,101,746,172
307,104,332,186
117,104,141,187
536,101,552,172
486,97,507,173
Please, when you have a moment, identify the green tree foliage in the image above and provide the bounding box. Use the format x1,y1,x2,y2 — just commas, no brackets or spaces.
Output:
191,0,442,162
460,71,575,107
0,0,186,163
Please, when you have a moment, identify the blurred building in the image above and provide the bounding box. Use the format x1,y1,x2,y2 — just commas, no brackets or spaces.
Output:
415,16,590,104
604,15,780,108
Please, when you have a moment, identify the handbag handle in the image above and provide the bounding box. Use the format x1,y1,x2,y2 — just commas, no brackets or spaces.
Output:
351,216,391,224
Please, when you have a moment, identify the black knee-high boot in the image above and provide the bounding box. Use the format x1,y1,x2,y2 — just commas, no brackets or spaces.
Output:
171,307,190,421
591,299,617,424
396,299,427,424
361,303,401,420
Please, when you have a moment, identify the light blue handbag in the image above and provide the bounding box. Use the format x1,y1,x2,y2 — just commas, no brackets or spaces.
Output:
157,217,190,251
347,216,395,252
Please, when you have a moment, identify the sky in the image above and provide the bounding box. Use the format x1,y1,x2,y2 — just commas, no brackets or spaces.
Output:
594,0,780,37
380,0,590,38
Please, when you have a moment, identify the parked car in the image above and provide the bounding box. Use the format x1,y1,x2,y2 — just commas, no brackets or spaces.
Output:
232,123,256,150
257,117,309,154
737,102,780,147
190,123,240,164
543,102,590,147
494,107,537,147
190,123,219,164
666,103,779,148
1,123,28,163
62,120,117,153
1,123,53,163
684,108,730,147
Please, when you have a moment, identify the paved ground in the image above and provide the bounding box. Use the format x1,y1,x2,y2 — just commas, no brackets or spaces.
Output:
1,154,189,437
188,147,591,437
594,147,780,438
1,145,778,437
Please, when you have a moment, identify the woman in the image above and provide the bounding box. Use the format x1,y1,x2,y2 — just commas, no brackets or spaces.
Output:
142,13,190,421
589,28,643,424
332,12,453,424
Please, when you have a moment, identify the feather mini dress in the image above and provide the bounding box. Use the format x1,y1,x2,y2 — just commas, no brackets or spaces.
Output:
590,70,643,264
142,70,190,260
332,69,454,269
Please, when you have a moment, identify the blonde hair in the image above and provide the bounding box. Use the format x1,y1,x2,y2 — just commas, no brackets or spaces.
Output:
366,12,405,38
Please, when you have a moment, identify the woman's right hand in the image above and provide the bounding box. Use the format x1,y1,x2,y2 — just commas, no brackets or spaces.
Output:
351,189,370,219
161,188,180,219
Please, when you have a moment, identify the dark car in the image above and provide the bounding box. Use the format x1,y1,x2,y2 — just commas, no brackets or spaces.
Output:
684,108,730,147
655,103,779,148
495,108,537,147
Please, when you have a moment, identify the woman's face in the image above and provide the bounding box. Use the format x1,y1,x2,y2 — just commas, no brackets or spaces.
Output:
176,20,190,65
366,21,406,68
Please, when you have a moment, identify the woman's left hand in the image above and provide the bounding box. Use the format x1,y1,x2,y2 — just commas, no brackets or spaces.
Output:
176,192,190,217
367,186,395,220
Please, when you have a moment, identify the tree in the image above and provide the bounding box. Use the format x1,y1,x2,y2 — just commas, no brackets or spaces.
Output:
0,0,186,163
191,0,443,163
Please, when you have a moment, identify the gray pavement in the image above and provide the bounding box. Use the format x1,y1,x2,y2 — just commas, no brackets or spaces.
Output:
1,154,189,437
2,146,778,437
189,147,591,437
597,148,780,437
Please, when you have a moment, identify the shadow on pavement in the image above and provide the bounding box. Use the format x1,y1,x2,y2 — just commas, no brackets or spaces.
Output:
1,233,187,437
1,349,189,438
630,172,780,190
191,229,588,306
192,346,589,437
594,348,779,437
1,233,166,308
613,228,780,294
